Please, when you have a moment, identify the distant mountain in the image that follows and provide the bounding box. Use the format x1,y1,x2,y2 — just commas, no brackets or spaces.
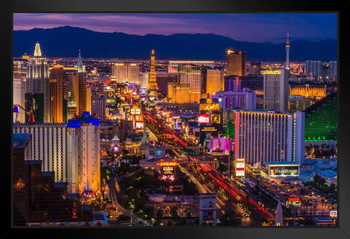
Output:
13,26,337,61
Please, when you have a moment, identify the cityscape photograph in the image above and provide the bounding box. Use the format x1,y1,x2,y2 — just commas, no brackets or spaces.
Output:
12,13,338,227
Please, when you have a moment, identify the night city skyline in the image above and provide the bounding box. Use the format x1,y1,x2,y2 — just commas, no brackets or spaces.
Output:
12,13,338,228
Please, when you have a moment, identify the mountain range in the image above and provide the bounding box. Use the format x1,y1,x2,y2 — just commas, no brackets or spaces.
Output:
13,26,337,61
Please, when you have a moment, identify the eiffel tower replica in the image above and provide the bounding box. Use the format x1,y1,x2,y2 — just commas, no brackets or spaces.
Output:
148,49,159,101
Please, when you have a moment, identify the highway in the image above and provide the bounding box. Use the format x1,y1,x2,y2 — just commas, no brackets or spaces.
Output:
108,179,151,226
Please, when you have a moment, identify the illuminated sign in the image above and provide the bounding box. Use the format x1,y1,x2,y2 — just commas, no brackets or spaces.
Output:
130,107,141,115
199,103,220,112
198,114,210,123
134,115,143,121
235,158,245,177
161,175,175,181
156,161,178,167
268,165,299,177
107,91,114,97
162,166,175,175
139,87,148,97
201,126,217,132
210,114,221,124
330,210,337,218
286,197,301,207
106,98,116,104
135,122,144,129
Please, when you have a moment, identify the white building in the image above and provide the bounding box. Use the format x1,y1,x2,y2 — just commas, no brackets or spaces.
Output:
234,111,305,165
13,78,26,123
13,112,101,195
262,69,289,113
26,42,51,123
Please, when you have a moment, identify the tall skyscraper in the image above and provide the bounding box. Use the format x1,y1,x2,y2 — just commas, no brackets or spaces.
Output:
110,62,141,84
26,42,50,123
263,70,289,113
205,67,225,96
178,64,203,103
226,48,246,76
74,49,86,73
286,33,290,70
13,112,101,195
65,68,79,119
234,111,305,164
49,65,66,123
148,49,159,99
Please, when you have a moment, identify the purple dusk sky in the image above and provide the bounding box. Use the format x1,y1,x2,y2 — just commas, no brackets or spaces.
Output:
13,13,337,43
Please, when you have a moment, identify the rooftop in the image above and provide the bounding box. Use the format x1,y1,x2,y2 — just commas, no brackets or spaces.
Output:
13,133,31,149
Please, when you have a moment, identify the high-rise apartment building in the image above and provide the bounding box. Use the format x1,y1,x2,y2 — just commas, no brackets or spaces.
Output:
234,111,305,164
263,69,289,113
226,48,246,76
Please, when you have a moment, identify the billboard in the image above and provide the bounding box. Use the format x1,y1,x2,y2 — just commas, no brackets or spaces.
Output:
268,165,299,177
235,158,245,177
198,114,210,123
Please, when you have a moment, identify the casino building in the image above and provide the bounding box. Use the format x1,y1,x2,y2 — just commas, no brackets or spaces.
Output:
234,111,305,165
13,112,101,195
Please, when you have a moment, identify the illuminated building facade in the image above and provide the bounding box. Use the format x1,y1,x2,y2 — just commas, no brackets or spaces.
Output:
212,89,256,110
78,75,91,115
74,49,86,73
13,112,101,194
305,60,337,82
290,84,327,100
13,78,26,123
110,62,141,84
234,111,305,164
168,60,215,73
288,95,313,113
178,64,204,103
263,69,289,113
49,65,66,123
26,42,50,123
226,48,246,76
205,67,225,96
65,69,80,119
168,83,191,104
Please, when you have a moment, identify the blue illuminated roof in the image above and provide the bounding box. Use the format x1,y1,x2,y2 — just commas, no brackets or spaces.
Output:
67,119,81,128
67,112,100,127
